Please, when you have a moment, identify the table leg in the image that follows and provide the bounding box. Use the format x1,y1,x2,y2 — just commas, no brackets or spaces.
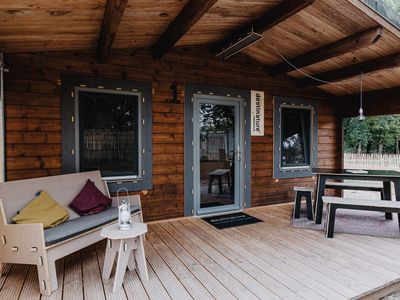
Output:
383,181,393,220
135,235,149,281
127,253,136,271
102,239,118,280
113,239,131,293
393,179,400,230
218,176,222,194
314,175,326,224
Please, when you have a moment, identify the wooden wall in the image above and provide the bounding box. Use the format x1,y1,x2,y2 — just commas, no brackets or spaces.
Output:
3,48,341,221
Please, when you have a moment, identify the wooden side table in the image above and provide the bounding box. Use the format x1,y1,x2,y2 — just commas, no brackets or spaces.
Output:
100,222,148,292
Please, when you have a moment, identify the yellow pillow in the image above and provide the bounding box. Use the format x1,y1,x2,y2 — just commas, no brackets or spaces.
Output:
12,190,69,229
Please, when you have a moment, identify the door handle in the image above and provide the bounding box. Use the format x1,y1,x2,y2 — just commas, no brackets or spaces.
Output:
235,146,241,161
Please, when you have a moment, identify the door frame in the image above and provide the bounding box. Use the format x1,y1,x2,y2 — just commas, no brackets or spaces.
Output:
184,83,251,216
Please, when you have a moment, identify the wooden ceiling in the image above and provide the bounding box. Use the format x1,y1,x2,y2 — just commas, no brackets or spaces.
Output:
1,0,400,96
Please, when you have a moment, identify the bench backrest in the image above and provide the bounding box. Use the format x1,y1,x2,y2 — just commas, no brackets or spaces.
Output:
0,171,108,223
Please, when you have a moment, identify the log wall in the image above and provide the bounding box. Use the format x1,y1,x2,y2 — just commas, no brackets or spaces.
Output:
4,48,341,221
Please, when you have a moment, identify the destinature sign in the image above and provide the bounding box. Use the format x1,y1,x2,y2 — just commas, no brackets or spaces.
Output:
250,90,264,136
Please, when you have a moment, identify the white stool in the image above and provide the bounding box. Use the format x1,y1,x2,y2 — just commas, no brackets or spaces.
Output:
101,222,148,292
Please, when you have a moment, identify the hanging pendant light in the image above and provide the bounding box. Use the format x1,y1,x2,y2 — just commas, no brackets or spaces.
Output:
358,71,366,121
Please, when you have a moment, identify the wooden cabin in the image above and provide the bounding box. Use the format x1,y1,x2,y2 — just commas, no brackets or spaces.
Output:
1,0,400,299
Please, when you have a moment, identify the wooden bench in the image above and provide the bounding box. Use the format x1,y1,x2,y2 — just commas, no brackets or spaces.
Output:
0,171,143,295
322,196,400,238
325,181,384,195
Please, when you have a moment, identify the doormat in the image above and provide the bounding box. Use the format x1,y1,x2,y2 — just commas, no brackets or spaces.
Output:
202,212,263,229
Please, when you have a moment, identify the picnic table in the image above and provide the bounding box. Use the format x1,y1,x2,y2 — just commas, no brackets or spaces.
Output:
313,168,400,225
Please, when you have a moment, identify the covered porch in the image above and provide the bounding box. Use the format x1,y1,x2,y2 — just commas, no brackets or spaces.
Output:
1,0,400,298
1,204,400,300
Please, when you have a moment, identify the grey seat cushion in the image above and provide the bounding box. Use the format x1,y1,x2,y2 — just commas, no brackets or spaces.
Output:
44,205,140,246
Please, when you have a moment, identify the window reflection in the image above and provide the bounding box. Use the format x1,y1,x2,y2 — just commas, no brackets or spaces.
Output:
79,91,139,177
281,107,311,167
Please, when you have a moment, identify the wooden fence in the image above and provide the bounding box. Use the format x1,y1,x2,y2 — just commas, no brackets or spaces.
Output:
344,153,400,171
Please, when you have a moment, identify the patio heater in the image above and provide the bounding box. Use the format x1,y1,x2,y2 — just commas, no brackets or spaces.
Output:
358,71,366,121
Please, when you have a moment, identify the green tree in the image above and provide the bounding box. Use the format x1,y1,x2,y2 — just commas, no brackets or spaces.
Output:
343,117,372,153
381,0,400,13
343,115,400,154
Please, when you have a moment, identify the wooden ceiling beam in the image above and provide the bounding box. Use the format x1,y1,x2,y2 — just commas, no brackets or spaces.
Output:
97,0,128,63
300,52,400,88
152,0,218,60
215,0,315,55
267,26,383,76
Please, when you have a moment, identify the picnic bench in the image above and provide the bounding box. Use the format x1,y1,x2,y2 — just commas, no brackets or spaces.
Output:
323,196,400,238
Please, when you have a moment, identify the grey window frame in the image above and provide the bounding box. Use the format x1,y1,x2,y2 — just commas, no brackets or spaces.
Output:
61,74,152,192
273,96,318,179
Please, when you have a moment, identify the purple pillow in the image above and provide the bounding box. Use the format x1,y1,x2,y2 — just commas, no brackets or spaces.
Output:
69,179,112,216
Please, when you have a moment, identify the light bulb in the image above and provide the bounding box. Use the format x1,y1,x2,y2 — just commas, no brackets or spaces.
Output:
358,108,366,121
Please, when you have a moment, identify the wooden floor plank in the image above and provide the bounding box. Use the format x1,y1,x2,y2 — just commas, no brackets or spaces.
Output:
146,227,215,300
187,218,328,300
253,208,399,283
94,242,127,300
189,218,348,300
162,221,258,300
252,207,397,290
0,264,29,299
259,206,400,276
144,240,193,300
0,263,12,290
173,219,281,300
1,204,399,300
19,265,40,300
81,245,106,300
151,223,236,300
63,252,83,300
140,263,171,300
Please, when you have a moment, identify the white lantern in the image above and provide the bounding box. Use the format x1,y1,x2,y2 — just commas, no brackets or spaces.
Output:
117,188,132,231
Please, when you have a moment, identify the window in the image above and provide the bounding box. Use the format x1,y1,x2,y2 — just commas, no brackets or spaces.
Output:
273,97,318,179
77,90,140,179
281,107,311,168
61,75,152,192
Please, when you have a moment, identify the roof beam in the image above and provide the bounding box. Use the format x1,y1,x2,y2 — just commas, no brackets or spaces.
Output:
215,0,315,53
152,0,218,60
267,26,383,76
300,52,400,88
97,0,128,63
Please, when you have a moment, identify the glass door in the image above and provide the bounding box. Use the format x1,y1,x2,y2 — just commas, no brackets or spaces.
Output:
193,96,242,215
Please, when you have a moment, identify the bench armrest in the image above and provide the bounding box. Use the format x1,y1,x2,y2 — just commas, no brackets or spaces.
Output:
0,222,46,265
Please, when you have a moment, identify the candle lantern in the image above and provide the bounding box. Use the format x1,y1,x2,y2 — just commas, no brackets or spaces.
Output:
117,188,132,231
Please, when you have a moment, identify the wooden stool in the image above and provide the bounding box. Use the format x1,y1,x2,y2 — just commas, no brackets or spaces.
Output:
101,222,148,292
208,169,231,194
293,187,314,220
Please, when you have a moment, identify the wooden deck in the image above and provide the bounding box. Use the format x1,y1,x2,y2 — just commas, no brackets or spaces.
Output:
1,204,400,300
